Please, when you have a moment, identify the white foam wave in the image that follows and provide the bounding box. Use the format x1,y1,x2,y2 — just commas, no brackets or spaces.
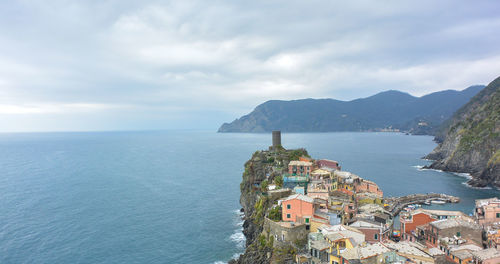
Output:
415,167,493,190
461,181,492,190
418,167,444,173
452,172,472,179
230,230,246,249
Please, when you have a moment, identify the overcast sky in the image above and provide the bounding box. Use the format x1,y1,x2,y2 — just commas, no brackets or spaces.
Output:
1,0,499,132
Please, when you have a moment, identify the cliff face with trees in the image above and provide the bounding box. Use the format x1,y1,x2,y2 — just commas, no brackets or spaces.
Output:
426,76,500,187
230,148,310,264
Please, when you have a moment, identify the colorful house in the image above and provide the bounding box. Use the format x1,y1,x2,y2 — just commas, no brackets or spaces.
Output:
316,159,341,171
311,168,337,191
384,241,435,263
281,194,314,225
400,209,467,242
288,160,313,177
445,244,482,264
320,225,365,264
471,248,500,264
475,197,500,226
349,219,389,243
354,179,383,197
423,216,482,248
339,243,394,264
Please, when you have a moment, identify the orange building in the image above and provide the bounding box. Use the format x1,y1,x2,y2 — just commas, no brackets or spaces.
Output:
282,194,314,224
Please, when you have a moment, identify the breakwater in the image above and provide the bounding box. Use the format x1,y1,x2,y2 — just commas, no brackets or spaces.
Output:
385,193,460,216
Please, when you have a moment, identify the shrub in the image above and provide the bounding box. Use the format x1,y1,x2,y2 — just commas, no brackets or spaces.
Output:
274,175,283,188
261,180,269,192
268,206,282,221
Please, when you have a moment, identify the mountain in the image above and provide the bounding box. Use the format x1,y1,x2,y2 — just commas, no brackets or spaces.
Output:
218,85,485,134
425,76,500,188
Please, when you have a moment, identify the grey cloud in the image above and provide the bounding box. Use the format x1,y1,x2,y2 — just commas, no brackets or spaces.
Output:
0,0,499,131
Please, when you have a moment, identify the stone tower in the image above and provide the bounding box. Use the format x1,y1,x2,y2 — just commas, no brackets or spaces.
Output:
272,130,281,148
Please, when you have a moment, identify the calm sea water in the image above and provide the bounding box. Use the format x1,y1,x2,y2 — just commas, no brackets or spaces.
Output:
0,131,498,263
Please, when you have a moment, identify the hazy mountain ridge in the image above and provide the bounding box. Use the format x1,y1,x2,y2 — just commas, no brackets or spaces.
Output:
218,86,485,134
426,76,500,187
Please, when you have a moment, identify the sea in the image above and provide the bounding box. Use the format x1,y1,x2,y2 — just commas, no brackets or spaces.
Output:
0,131,498,263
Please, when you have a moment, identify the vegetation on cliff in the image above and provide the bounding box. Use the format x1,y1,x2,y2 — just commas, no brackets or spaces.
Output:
426,76,500,187
231,148,309,264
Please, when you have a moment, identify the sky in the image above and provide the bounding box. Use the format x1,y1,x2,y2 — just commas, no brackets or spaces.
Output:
1,0,500,132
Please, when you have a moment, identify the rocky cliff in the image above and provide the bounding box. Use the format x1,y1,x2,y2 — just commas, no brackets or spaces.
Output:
426,76,500,187
229,148,310,264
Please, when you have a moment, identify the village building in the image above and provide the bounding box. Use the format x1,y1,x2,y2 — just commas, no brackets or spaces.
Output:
289,160,313,176
486,229,500,249
384,241,435,264
349,219,390,244
310,168,337,192
471,248,500,264
316,159,341,171
319,225,365,264
339,242,392,264
283,161,312,190
444,243,482,264
420,216,482,248
281,194,315,225
307,232,331,264
334,171,358,196
264,217,308,248
400,209,467,241
475,197,500,227
354,179,383,197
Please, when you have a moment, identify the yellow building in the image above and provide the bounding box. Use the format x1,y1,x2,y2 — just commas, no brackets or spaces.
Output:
319,225,366,264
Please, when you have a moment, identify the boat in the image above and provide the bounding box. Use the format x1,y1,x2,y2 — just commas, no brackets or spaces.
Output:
431,200,446,205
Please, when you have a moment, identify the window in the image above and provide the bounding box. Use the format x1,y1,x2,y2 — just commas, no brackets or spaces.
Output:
287,214,291,219
287,204,291,209
282,234,285,241
305,218,309,223
456,231,461,237
497,212,500,218
374,234,378,240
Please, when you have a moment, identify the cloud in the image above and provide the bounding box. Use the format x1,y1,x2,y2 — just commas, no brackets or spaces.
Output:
0,0,499,131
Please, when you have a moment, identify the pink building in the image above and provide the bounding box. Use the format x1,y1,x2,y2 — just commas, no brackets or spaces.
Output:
282,194,314,224
355,179,383,197
475,198,500,226
288,161,312,176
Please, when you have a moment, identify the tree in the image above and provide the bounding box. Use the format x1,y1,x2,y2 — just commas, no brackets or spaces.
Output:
274,175,283,188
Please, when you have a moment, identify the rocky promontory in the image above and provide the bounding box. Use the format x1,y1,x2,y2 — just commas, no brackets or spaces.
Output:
229,148,310,264
426,76,500,188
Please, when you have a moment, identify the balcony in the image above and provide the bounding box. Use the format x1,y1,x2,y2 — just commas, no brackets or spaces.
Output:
283,173,308,183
